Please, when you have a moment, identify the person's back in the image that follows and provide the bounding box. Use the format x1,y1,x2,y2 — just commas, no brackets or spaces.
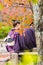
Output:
25,27,36,51
18,27,36,52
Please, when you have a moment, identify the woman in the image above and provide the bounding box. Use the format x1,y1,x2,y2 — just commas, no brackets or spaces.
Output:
5,20,20,52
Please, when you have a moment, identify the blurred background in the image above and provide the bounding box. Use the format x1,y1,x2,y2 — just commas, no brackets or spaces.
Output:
0,0,33,39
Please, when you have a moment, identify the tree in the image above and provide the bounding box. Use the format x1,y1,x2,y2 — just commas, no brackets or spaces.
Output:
32,0,43,65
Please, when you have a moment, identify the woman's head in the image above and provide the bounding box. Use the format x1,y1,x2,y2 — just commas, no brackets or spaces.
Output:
12,20,20,27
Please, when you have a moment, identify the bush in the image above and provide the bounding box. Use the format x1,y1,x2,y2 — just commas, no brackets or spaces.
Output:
0,26,12,39
19,52,39,65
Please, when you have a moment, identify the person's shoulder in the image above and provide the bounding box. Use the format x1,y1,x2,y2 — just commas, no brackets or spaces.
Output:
27,26,34,31
25,27,35,34
11,28,15,31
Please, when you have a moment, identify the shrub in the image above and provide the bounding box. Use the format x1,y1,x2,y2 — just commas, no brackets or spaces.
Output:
0,26,12,39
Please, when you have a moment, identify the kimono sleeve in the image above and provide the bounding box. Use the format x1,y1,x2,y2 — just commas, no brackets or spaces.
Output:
13,34,20,53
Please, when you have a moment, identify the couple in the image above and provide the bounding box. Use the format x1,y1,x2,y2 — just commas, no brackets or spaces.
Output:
5,20,36,53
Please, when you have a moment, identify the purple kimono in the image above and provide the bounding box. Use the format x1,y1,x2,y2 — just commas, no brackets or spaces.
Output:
6,28,20,52
6,27,36,53
16,27,36,52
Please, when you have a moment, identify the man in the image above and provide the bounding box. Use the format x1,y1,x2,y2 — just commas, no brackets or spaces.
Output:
13,22,37,52
17,22,36,52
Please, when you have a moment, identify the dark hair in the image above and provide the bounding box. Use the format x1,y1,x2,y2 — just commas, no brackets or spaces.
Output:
30,22,34,26
12,20,20,27
12,20,16,22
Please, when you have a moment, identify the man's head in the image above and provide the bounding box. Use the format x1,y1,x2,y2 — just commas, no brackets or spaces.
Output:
30,22,34,26
12,20,20,27
30,22,34,28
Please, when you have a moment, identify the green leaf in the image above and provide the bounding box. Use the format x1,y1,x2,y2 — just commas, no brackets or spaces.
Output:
0,26,12,38
32,0,38,4
27,0,38,4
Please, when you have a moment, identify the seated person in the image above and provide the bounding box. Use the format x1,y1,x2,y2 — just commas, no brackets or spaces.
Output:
5,20,20,52
5,20,36,53
12,22,36,53
13,22,36,52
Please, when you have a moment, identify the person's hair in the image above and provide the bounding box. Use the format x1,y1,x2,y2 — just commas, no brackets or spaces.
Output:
30,22,34,26
12,20,20,27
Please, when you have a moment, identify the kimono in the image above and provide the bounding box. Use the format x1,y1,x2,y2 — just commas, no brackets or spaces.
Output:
6,27,36,53
6,28,20,52
17,27,36,52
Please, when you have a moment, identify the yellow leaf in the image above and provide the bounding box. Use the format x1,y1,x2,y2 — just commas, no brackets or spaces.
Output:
0,3,4,11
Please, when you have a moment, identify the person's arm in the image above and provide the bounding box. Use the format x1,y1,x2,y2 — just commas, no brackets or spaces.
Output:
4,35,10,42
13,34,20,53
6,29,15,52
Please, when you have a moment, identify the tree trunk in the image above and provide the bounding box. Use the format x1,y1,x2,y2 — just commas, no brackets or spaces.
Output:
32,0,43,65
